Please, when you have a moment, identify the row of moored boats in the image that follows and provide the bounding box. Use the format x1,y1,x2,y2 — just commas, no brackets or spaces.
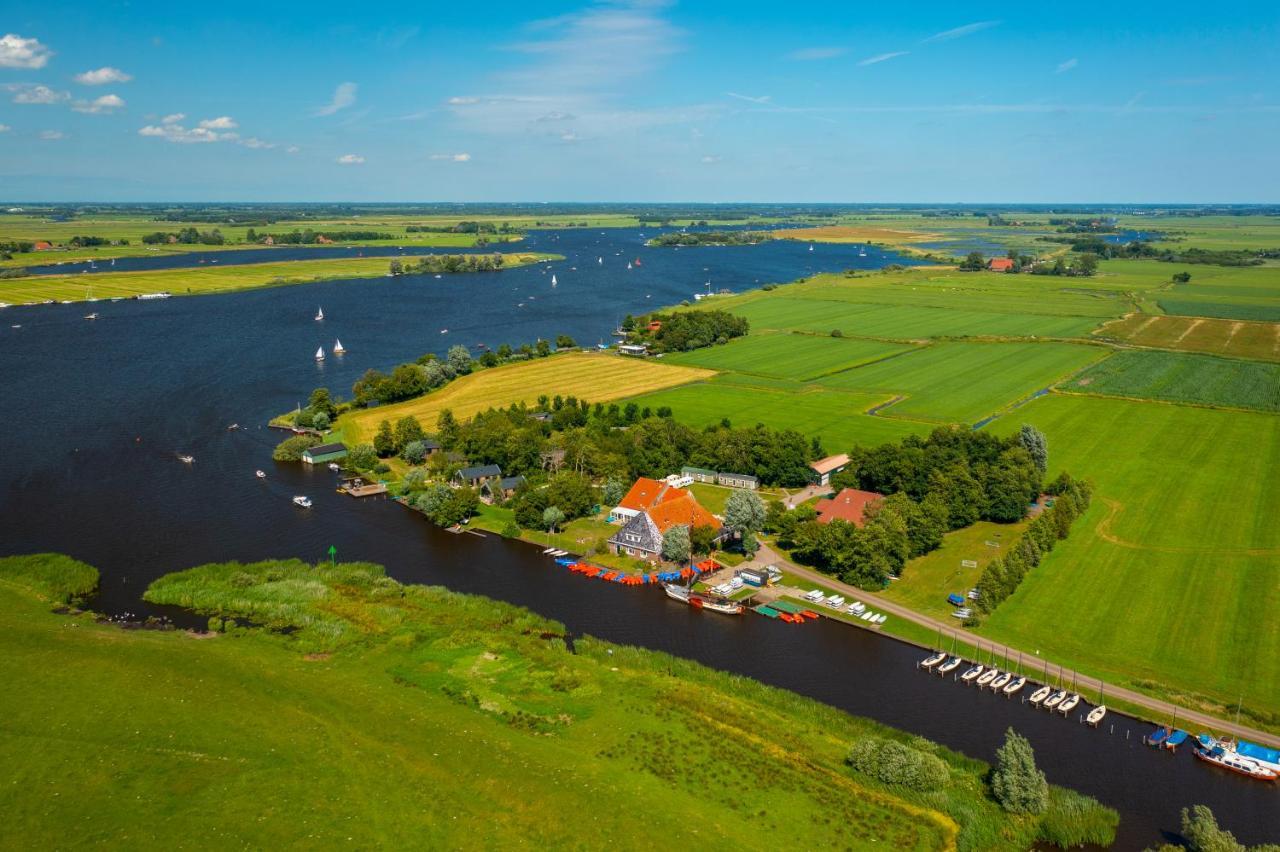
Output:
919,652,1101,724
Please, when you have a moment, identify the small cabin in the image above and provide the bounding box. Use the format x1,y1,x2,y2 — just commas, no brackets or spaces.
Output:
453,464,502,488
681,466,717,484
717,471,758,490
302,442,348,465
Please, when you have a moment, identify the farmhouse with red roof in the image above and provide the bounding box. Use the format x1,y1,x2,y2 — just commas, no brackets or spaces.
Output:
815,488,884,527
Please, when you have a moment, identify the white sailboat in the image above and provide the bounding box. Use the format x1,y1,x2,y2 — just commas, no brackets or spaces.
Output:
627,261,633,269
315,307,324,321
808,244,814,252
333,339,346,355
597,256,603,264
315,346,325,361
551,274,557,286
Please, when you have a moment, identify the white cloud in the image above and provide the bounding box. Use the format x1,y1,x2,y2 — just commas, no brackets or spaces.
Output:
430,152,471,162
72,93,125,114
39,129,65,140
727,92,771,104
560,131,578,142
1056,58,1079,74
161,112,185,124
700,155,720,164
285,145,300,154
0,124,10,133
0,33,53,69
787,46,846,61
336,153,365,164
198,116,237,129
858,51,908,66
314,82,357,116
11,84,69,104
75,66,132,85
922,21,1001,43
241,137,274,149
447,96,479,105
139,118,238,144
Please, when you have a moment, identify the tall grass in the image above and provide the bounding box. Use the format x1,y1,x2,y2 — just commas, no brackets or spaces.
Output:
0,553,98,604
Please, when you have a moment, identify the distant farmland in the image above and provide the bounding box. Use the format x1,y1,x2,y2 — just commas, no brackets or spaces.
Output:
1063,350,1280,413
1095,313,1280,362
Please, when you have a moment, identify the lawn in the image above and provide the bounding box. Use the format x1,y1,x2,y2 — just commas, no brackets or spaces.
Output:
982,394,1280,725
0,252,555,304
339,352,716,443
1094,313,1280,362
815,342,1108,424
626,380,934,453
0,554,1113,851
665,332,916,379
1062,350,1280,413
882,521,1029,622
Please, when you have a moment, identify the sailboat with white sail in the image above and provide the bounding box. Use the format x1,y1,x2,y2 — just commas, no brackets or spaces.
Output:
315,346,325,361
315,307,324,321
333,339,346,355
551,274,557,286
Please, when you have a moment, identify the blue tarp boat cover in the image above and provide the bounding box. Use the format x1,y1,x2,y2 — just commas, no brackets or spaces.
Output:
1237,740,1280,765
1165,730,1188,747
947,593,965,606
555,558,575,566
1147,728,1170,745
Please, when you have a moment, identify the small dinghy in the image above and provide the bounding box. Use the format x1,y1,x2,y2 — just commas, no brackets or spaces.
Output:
255,470,266,479
1086,705,1107,727
989,671,1012,691
1043,690,1067,711
1003,676,1027,696
1028,685,1052,705
937,656,962,675
1057,694,1081,716
920,651,946,670
976,669,999,688
960,664,985,684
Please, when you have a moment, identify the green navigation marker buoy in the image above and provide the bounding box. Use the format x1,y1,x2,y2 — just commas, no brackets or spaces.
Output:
327,545,337,567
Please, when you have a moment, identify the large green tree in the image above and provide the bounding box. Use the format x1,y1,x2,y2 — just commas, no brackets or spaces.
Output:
990,728,1048,815
662,524,691,564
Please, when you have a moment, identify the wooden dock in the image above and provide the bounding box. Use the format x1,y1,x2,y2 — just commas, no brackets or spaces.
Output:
342,482,388,498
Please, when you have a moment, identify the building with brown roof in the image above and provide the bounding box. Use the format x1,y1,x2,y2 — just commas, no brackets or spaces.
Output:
815,488,884,527
988,257,1016,272
809,453,850,486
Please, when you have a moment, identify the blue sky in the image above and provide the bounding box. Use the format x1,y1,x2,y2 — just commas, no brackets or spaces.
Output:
1,0,1277,202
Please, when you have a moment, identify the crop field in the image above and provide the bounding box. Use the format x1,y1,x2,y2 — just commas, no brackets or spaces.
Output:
1085,260,1280,321
985,394,1280,719
1062,351,1280,413
1118,214,1280,251
0,253,555,304
339,353,715,442
815,342,1108,424
664,332,915,379
1094,313,1280,361
625,380,933,451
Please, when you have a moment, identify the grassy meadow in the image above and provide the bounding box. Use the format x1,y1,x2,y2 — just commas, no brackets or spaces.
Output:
0,252,556,304
337,352,715,443
0,554,1119,851
882,521,1030,621
1063,351,1280,413
664,331,917,379
1095,313,1280,361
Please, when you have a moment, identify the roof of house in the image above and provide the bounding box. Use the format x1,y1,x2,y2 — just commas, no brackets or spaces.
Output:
609,511,663,553
305,442,348,456
616,477,687,512
988,257,1016,271
456,464,502,480
488,475,527,492
682,466,716,476
809,453,850,475
719,471,759,482
422,439,441,449
815,488,884,527
647,494,721,534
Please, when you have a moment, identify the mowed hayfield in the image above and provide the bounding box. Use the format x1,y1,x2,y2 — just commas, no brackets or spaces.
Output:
0,253,554,304
1063,351,1280,413
340,353,715,442
1095,313,1280,362
815,342,1108,424
626,378,933,451
986,394,1280,717
664,332,916,379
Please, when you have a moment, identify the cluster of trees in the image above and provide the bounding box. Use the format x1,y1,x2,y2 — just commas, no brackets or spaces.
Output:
247,228,392,244
390,254,507,275
767,426,1050,589
974,473,1091,615
405,221,517,234
67,235,121,247
991,728,1049,814
625,309,750,353
0,240,35,256
959,250,1099,277
0,267,31,279
290,387,338,431
405,484,480,528
141,227,226,245
1050,217,1119,233
373,415,427,458
647,231,771,247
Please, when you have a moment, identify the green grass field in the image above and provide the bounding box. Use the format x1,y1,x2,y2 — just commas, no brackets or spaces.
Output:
814,342,1107,423
0,554,1117,851
1094,313,1280,362
665,332,916,379
0,253,555,304
1063,351,1280,413
983,394,1280,724
883,521,1029,621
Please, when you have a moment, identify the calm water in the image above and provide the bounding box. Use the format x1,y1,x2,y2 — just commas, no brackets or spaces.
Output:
0,228,1273,849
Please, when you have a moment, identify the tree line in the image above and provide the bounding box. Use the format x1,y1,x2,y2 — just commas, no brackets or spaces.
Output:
647,231,771,247
623,309,750,352
141,227,226,245
247,228,392,244
390,254,507,275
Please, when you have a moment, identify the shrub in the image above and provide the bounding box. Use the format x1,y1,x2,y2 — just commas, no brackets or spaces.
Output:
991,728,1048,815
230,572,258,588
272,434,320,462
500,522,521,538
846,736,950,792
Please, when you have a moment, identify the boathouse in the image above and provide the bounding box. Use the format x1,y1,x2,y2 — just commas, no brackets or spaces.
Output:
808,453,850,486
453,464,502,488
302,442,348,465
815,488,884,527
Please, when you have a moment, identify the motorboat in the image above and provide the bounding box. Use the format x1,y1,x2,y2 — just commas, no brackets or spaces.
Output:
1057,694,1081,716
84,312,99,320
847,601,866,614
1028,685,1053,705
1193,745,1278,782
328,462,340,472
292,496,313,508
227,423,240,430
989,672,1012,691
976,669,999,688
1003,676,1027,696
1043,690,1067,711
178,455,194,464
1086,706,1107,727
960,664,985,684
920,651,947,670
255,470,266,479
937,656,962,675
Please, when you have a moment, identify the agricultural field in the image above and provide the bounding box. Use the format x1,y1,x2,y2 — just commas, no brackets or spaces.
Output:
0,253,555,304
1117,214,1280,251
1062,351,1280,413
814,342,1107,424
338,353,715,443
1094,313,1280,362
626,378,933,452
882,521,1030,622
985,394,1280,722
664,332,916,379
3,554,1065,850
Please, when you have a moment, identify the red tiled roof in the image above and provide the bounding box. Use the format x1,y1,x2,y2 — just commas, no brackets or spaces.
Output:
647,494,720,534
988,257,1015,271
616,477,688,512
815,488,884,527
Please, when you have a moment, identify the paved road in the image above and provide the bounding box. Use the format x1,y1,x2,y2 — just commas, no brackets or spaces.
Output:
751,544,1280,750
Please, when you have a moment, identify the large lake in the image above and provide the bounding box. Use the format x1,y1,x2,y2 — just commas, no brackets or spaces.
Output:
0,228,1273,849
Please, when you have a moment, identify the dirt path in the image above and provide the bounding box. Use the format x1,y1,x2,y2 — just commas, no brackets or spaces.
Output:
753,543,1280,748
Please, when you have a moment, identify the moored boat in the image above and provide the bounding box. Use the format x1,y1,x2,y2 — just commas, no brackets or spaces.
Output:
960,664,985,684
976,669,999,688
1057,694,1080,716
937,656,962,675
920,651,946,670
663,583,690,603
989,672,1012,691
1003,676,1027,696
1028,685,1052,705
1193,744,1278,782
1043,690,1067,711
1086,705,1107,727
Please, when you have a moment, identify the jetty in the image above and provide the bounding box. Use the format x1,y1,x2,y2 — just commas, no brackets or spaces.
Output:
340,481,388,498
